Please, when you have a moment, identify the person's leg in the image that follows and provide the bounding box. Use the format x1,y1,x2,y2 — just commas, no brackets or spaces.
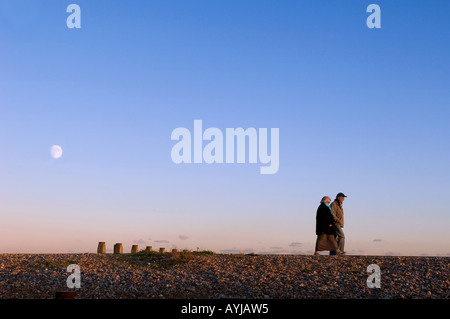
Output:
314,236,320,255
330,227,339,255
335,226,345,252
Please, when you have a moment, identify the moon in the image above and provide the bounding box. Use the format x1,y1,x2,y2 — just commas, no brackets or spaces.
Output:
50,145,63,159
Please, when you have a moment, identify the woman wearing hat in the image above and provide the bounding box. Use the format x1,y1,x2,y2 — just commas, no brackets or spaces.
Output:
314,196,342,255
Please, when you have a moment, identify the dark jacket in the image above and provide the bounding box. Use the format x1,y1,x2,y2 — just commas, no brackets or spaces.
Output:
315,202,336,235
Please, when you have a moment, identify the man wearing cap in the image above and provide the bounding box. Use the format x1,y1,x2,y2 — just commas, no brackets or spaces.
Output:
330,192,347,255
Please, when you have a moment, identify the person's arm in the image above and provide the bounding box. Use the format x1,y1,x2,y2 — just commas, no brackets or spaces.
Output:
325,207,335,226
316,205,328,234
331,201,343,225
331,201,338,221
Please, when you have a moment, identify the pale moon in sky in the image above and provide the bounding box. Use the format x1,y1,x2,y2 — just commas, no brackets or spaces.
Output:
50,145,63,159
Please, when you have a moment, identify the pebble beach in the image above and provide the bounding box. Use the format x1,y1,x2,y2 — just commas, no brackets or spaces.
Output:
0,252,448,299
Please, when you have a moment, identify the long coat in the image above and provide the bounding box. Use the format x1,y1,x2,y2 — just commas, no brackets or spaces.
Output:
315,202,336,235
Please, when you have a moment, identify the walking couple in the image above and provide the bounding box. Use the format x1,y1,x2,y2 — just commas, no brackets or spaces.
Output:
314,193,347,256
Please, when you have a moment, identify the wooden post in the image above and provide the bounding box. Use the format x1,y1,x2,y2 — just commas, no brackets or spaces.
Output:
145,246,153,252
131,245,139,254
159,247,165,253
97,242,106,254
182,249,189,253
172,249,178,253
114,243,123,254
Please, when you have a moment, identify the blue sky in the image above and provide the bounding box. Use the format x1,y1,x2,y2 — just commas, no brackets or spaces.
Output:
0,1,449,255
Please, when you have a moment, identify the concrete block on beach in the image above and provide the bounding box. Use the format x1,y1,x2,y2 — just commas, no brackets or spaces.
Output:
159,247,165,253
145,246,152,252
114,243,123,254
97,242,106,254
131,245,139,254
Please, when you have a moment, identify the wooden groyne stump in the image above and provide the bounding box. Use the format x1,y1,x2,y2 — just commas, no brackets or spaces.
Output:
131,245,139,254
172,249,178,253
97,242,106,254
114,243,123,254
145,246,152,252
159,248,165,253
